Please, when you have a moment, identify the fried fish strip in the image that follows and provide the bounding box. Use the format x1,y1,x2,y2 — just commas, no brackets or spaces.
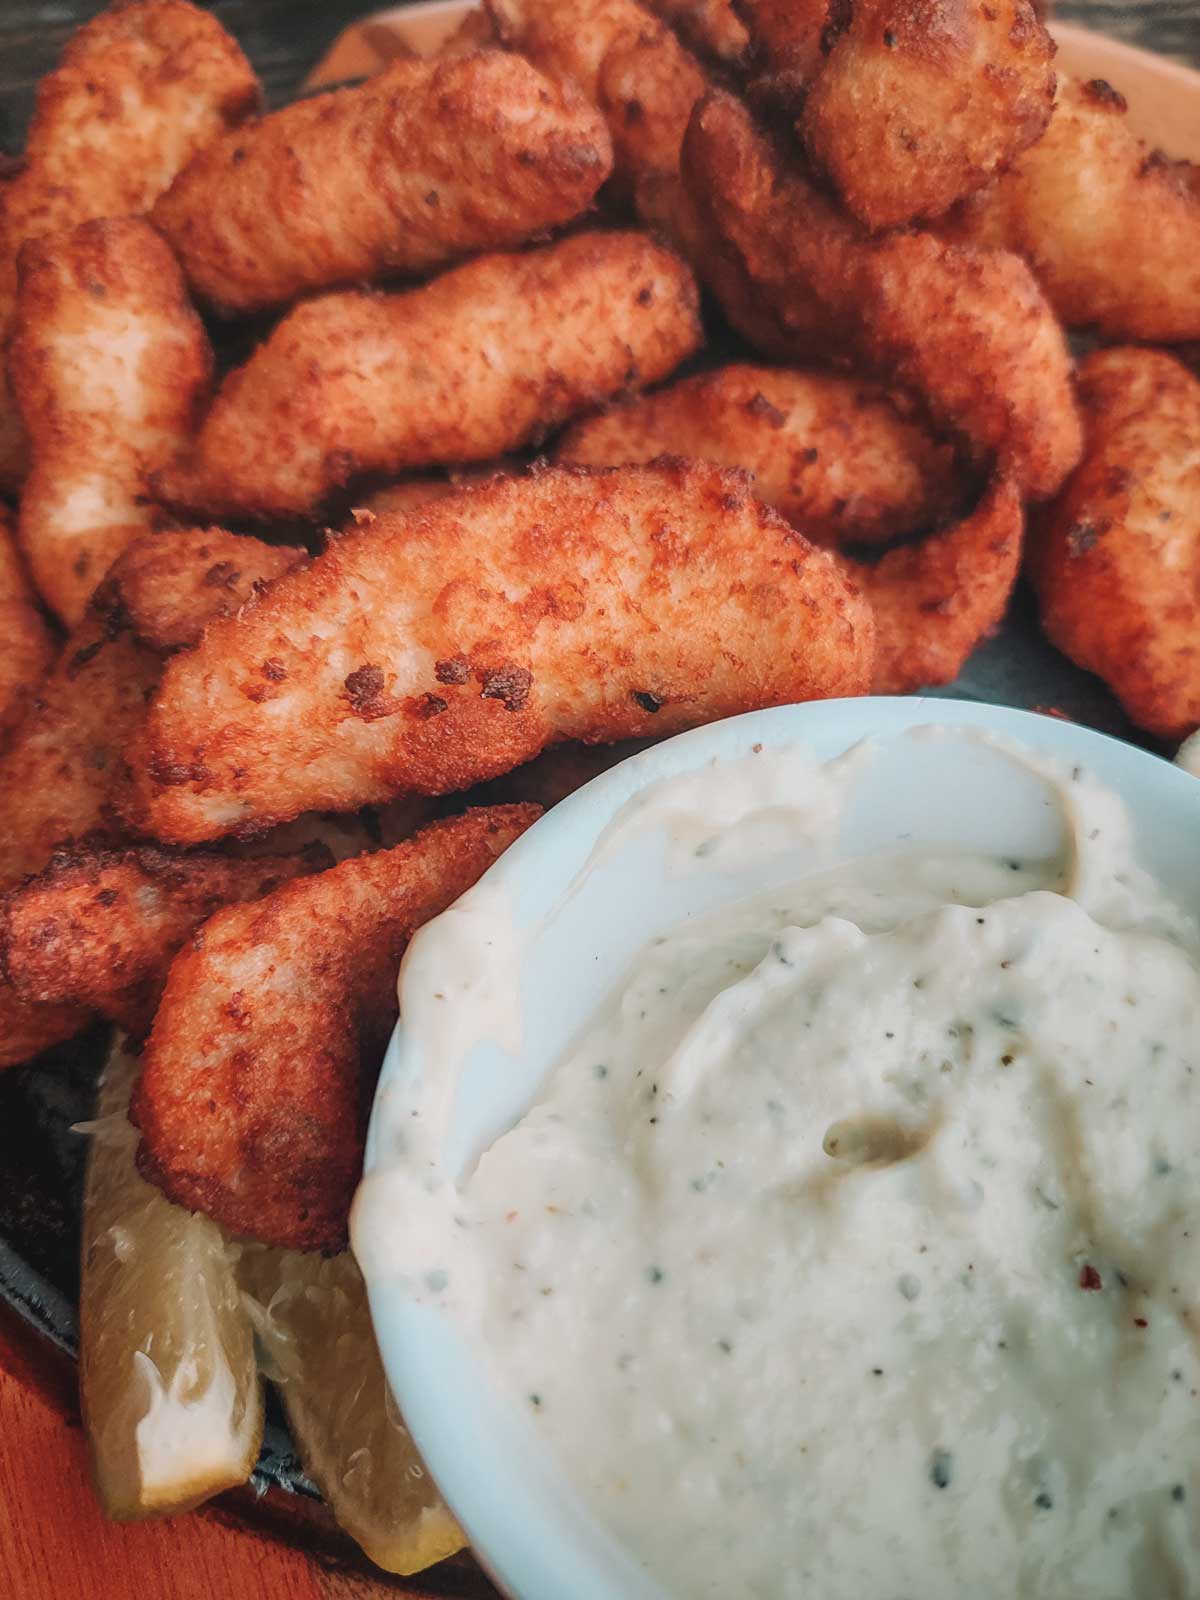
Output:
799,0,1055,230
682,89,1081,499
0,528,302,890
835,476,1022,693
0,845,316,1038
556,363,958,546
152,53,612,315
1029,349,1200,742
939,77,1200,342
488,0,704,186
488,0,792,353
487,0,709,242
0,528,301,1068
0,629,160,894
128,459,874,844
133,805,539,1252
0,508,56,744
155,231,701,520
558,370,1016,687
10,218,214,625
92,525,307,657
0,0,258,488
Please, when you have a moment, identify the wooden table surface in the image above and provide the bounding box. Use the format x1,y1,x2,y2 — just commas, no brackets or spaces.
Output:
2,2,1198,1597
0,1298,409,1600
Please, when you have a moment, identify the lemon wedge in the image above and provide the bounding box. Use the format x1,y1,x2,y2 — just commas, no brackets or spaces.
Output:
79,1035,263,1518
240,1244,464,1574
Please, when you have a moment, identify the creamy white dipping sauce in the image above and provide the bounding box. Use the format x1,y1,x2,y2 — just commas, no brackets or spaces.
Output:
359,742,1200,1599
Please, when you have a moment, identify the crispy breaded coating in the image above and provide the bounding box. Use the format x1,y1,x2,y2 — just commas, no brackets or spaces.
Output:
0,508,56,744
800,0,1055,230
939,76,1200,342
0,529,302,890
133,805,539,1252
556,363,958,546
644,0,750,64
733,0,831,80
1029,349,1200,742
0,0,258,488
152,53,613,315
91,525,306,655
682,90,1081,499
488,0,781,353
128,460,874,844
0,619,157,1064
0,628,160,892
0,527,302,1067
10,218,214,625
0,844,315,1038
341,461,515,534
156,231,701,520
835,476,1022,693
487,0,708,242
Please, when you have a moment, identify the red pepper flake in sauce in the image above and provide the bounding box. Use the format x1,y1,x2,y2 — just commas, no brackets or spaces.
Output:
1079,1264,1103,1291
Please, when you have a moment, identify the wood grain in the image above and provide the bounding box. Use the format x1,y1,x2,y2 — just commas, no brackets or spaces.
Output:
0,1345,387,1600
0,1292,497,1598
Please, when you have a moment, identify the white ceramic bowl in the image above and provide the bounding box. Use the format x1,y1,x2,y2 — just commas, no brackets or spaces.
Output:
354,696,1200,1600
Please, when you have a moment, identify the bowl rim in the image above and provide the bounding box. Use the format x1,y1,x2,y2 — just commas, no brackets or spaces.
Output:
358,693,1200,1600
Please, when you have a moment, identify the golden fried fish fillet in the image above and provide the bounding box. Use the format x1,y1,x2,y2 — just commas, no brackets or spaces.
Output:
93,527,306,658
799,0,1055,230
133,805,539,1252
0,528,303,891
152,53,613,315
0,0,258,488
556,363,958,546
487,0,790,355
0,628,160,895
128,459,874,844
681,89,1081,499
0,508,56,745
939,76,1200,342
0,527,302,1068
835,476,1023,693
155,231,701,520
1029,348,1200,742
0,844,316,1038
10,218,214,625
487,0,709,244
556,370,1016,689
